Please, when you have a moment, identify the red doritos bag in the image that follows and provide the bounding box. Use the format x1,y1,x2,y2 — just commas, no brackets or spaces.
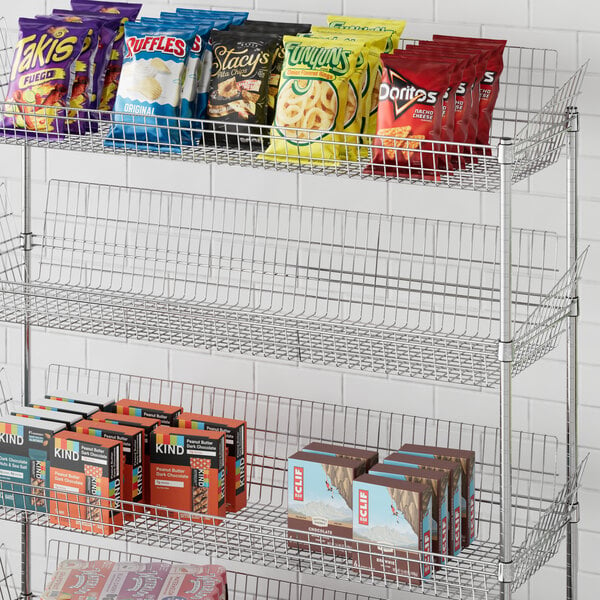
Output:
369,52,450,179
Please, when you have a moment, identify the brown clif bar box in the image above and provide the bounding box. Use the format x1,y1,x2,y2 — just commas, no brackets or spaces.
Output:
302,442,379,471
399,444,476,548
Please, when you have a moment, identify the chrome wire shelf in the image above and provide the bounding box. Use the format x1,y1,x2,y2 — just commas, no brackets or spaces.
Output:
0,18,587,192
0,364,586,599
0,180,586,387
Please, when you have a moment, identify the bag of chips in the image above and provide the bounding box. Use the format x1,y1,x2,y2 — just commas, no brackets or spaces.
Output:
2,18,89,136
71,0,142,116
327,15,405,53
175,8,249,26
263,36,362,164
369,52,451,178
104,22,196,152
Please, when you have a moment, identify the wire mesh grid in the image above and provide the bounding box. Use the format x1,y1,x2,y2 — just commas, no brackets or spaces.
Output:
0,180,585,387
0,17,587,192
0,545,16,600
0,363,585,599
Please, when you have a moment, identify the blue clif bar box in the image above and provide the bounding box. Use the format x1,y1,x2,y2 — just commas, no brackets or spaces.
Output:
0,415,66,511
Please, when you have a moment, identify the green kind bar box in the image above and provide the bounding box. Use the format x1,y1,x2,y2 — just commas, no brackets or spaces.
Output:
288,450,366,555
177,412,247,512
400,444,476,547
370,463,449,564
32,399,97,418
115,399,182,426
302,442,379,471
385,452,462,555
0,415,65,512
46,389,116,411
74,420,144,520
11,406,81,429
352,473,433,583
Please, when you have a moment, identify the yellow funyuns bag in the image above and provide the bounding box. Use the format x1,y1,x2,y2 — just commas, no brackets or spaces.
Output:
327,16,407,53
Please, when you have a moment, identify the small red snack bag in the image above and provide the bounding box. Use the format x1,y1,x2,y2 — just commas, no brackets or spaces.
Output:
370,52,450,179
433,35,507,146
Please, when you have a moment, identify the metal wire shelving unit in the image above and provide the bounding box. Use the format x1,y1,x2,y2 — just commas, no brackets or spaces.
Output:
0,14,587,600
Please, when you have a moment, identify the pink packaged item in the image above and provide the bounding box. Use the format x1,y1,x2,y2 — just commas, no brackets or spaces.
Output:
42,560,114,600
100,562,172,599
159,565,227,600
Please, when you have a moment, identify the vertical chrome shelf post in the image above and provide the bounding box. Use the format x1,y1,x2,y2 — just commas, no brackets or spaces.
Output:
566,106,580,600
498,138,514,600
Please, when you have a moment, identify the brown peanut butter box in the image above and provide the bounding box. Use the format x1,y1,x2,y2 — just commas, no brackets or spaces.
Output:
302,442,379,471
114,399,182,426
400,444,476,548
352,474,433,583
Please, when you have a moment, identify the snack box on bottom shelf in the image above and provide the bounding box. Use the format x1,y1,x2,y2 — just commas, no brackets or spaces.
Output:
352,473,433,583
287,451,366,555
0,416,66,512
32,399,98,418
10,406,82,428
400,444,476,547
91,411,160,505
302,442,379,471
177,412,247,512
42,559,114,600
158,564,228,600
101,562,172,600
74,419,144,519
385,452,463,556
46,389,116,411
49,431,124,535
369,463,449,564
150,426,226,525
115,399,182,425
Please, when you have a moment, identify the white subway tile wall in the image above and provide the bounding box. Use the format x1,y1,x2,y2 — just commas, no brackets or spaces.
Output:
0,1,597,598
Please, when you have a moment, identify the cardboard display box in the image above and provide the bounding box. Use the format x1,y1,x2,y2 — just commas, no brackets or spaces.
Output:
46,389,116,411
302,442,379,471
115,399,182,426
32,399,97,418
11,406,81,428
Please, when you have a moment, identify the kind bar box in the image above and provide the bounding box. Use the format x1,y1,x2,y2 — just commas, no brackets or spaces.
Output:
91,411,160,505
100,562,172,600
386,452,462,555
352,474,433,583
11,406,81,428
46,389,116,411
303,442,379,471
400,444,476,547
288,451,366,554
370,463,449,564
0,416,65,512
158,565,227,600
41,559,114,600
32,399,97,418
150,426,226,525
115,399,182,426
74,420,144,520
177,412,247,512
49,431,123,535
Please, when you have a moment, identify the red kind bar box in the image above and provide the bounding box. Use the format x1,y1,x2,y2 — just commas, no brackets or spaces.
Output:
400,444,476,547
10,406,81,429
46,389,116,411
288,451,366,556
150,426,226,525
33,399,97,418
49,431,124,535
302,442,379,471
74,419,144,520
385,452,462,555
115,399,182,426
352,474,433,584
369,463,449,565
91,411,160,506
177,412,247,512
42,560,114,600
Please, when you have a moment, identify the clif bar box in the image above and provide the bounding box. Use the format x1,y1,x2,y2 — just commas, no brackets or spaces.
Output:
352,473,433,583
288,451,366,554
400,444,476,547
10,406,81,428
41,560,114,600
0,416,65,512
150,426,226,525
370,463,449,564
32,399,97,418
49,430,124,535
385,452,462,555
158,565,227,600
90,411,160,506
115,399,182,426
177,412,247,512
302,442,379,471
74,419,144,520
46,389,116,411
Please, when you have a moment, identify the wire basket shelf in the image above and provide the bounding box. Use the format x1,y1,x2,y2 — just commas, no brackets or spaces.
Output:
0,364,586,599
0,19,588,192
0,180,586,387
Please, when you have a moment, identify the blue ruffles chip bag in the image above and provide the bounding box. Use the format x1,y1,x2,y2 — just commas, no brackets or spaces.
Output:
104,22,196,152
